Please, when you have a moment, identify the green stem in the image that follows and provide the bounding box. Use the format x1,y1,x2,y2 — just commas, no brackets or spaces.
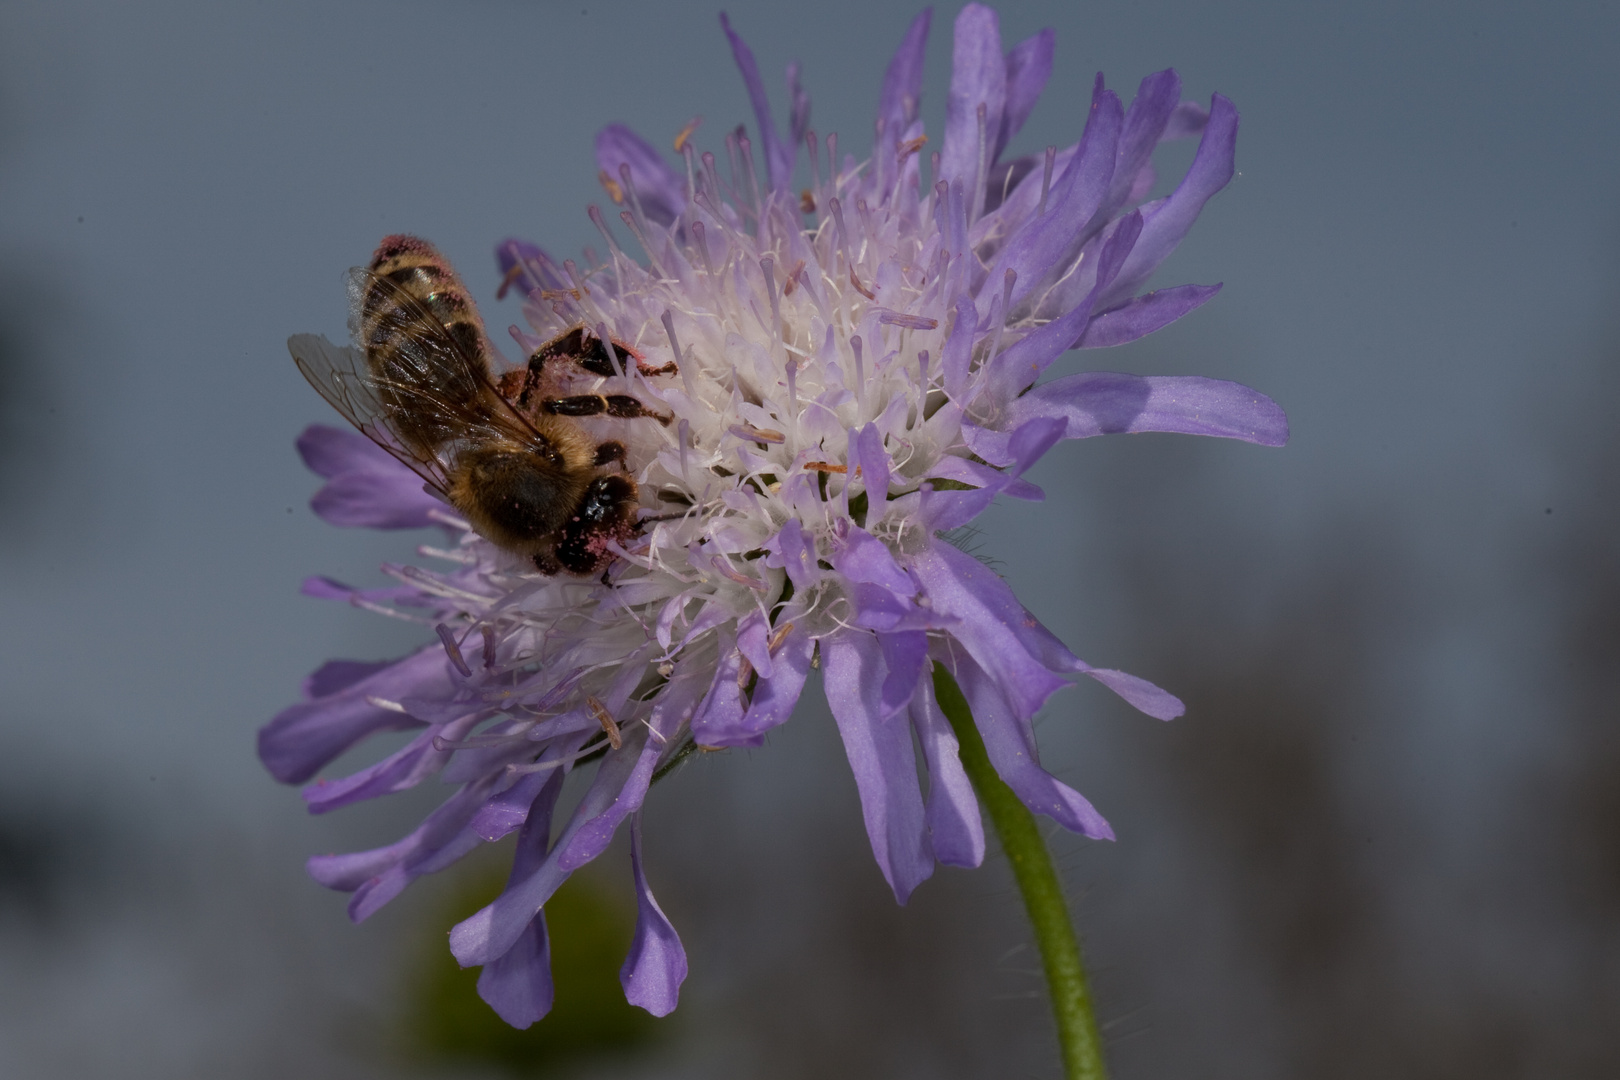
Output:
933,666,1108,1080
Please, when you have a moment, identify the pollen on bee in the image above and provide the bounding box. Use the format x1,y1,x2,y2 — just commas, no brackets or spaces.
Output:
587,695,622,750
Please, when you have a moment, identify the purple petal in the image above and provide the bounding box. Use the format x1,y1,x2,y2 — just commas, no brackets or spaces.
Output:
1102,93,1238,307
786,61,810,150
995,28,1055,163
719,13,793,191
878,630,929,718
308,774,499,919
915,477,1003,533
690,635,748,747
296,425,443,529
301,713,481,814
1106,70,1182,213
1023,373,1288,446
301,659,390,700
471,767,553,842
736,609,773,680
1008,415,1066,476
259,646,448,784
831,525,912,593
762,517,818,591
727,618,813,741
985,77,1121,320
853,424,890,513
494,238,566,300
1082,667,1185,721
1074,283,1222,349
878,9,930,138
981,209,1142,406
559,672,706,867
909,673,985,867
620,814,687,1016
595,124,687,227
908,541,1070,721
1163,100,1209,140
478,913,552,1028
941,295,977,399
822,631,934,903
451,740,645,966
939,4,1006,200
946,652,1113,839
477,770,566,1027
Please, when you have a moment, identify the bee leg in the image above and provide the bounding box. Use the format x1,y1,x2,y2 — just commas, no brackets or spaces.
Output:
593,441,629,468
532,326,676,380
542,394,673,426
554,475,639,575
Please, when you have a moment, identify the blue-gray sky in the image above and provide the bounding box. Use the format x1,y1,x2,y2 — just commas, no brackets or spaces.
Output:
2,1,1617,1076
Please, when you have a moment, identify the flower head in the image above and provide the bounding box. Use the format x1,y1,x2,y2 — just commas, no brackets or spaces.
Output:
264,4,1287,1028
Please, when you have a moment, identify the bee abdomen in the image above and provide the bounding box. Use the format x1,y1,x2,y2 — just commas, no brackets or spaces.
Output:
363,234,490,370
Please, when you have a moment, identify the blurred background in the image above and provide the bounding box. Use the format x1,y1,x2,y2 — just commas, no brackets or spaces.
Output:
1,0,1616,1076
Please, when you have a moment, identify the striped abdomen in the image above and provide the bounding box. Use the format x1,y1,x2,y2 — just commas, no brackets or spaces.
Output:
359,234,494,453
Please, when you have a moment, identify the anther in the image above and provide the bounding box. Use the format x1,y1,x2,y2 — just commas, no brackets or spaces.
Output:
587,696,622,750
767,621,795,655
598,170,625,204
673,115,702,153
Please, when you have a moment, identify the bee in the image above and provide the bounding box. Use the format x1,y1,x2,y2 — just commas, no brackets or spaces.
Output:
290,234,675,576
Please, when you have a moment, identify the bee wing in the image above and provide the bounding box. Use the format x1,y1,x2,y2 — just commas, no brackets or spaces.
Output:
288,331,458,494
344,266,542,436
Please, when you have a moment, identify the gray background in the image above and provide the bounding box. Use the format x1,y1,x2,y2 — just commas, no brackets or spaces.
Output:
3,0,1618,1076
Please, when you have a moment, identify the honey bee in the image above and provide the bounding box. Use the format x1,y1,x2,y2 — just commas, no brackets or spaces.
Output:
290,234,675,576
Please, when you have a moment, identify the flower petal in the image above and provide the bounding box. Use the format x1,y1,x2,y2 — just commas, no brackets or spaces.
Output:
259,646,447,784
297,424,443,529
878,630,930,718
476,768,566,1027
1074,283,1222,349
995,28,1055,163
1106,69,1182,212
986,77,1121,320
620,814,687,1016
822,630,934,903
1021,373,1289,445
494,238,566,300
1102,93,1238,308
939,4,1005,202
980,208,1143,407
910,672,985,867
596,124,687,227
945,651,1113,839
909,541,1070,721
876,9,932,156
719,13,793,191
723,618,814,744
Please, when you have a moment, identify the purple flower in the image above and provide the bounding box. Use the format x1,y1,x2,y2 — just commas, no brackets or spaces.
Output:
265,5,1287,1028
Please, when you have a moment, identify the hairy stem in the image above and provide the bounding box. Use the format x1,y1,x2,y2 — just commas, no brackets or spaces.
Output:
933,666,1107,1080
